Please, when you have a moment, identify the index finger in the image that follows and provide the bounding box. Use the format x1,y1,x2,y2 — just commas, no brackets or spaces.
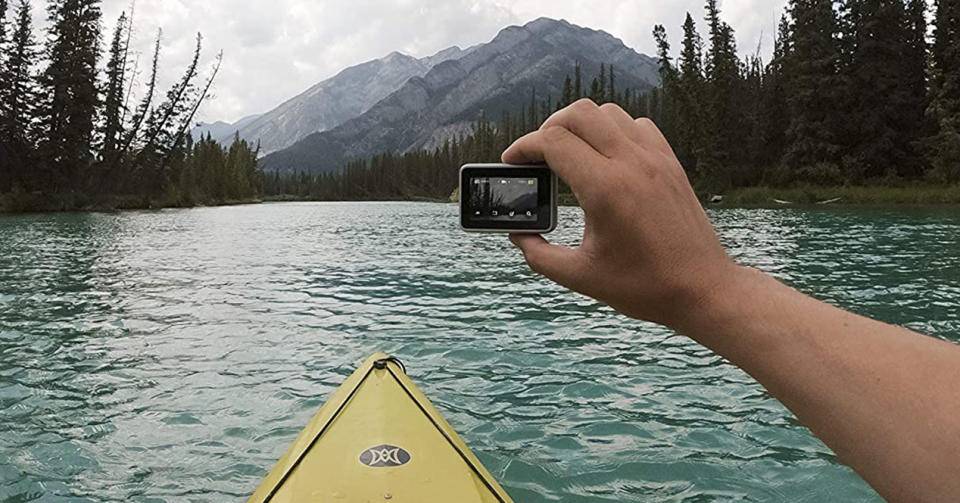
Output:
501,125,606,196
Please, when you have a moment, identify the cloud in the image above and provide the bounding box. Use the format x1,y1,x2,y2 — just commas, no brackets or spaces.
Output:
29,0,786,123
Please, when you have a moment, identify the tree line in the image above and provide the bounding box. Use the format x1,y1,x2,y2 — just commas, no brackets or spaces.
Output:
652,0,959,191
266,0,960,201
0,0,261,212
263,64,661,201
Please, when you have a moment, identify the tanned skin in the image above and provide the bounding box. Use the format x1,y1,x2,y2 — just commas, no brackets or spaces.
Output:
504,99,960,503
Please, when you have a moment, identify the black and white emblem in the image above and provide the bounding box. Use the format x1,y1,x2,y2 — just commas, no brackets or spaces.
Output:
359,444,411,467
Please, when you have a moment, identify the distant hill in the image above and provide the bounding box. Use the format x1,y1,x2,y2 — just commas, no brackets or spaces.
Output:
260,17,659,175
221,46,474,155
191,114,261,142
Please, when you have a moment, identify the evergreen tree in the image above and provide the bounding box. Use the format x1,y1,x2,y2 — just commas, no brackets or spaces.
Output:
845,0,924,180
0,0,8,102
2,0,37,189
597,63,607,102
573,62,582,98
676,12,705,175
760,15,792,180
926,0,960,181
37,0,103,193
902,0,931,174
652,24,678,134
607,65,617,102
782,0,846,183
0,0,9,192
100,11,129,184
701,0,742,190
560,74,574,107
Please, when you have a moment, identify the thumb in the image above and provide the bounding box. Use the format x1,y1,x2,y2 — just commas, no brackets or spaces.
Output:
509,234,588,290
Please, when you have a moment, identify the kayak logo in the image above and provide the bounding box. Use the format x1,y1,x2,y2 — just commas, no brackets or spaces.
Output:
359,445,411,467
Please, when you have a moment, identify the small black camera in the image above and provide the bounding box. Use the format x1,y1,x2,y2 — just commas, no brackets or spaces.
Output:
459,163,558,233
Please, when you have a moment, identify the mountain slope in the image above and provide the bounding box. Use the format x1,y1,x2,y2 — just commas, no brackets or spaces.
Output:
261,18,659,174
227,47,472,155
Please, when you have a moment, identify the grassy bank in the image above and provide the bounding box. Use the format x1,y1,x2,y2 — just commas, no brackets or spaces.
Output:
719,184,960,207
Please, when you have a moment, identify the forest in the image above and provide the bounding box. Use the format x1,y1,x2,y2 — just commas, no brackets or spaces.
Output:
0,0,261,212
264,0,960,202
3,0,959,210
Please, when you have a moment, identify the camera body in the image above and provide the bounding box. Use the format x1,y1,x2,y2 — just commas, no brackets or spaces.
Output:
459,163,558,234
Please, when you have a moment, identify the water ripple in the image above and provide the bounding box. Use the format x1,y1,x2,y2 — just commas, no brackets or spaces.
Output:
1,202,957,502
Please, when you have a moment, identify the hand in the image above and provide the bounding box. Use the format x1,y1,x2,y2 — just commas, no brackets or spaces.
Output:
503,99,742,330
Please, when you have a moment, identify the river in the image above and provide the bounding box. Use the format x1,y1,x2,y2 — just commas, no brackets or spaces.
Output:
1,202,958,502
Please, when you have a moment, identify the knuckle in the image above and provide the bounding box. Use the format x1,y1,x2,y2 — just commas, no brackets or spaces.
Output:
540,125,570,143
599,102,624,114
635,117,655,128
571,98,597,110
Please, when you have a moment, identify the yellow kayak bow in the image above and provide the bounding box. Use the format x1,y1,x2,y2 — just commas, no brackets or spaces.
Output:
248,353,514,502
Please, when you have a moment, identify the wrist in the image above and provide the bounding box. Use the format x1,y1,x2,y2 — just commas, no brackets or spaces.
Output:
670,264,782,342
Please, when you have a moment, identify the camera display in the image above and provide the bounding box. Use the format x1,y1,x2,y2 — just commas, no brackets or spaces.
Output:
460,164,557,233
468,177,539,222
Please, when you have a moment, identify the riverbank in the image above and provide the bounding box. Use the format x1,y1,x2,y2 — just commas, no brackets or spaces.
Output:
718,184,960,207
5,184,960,214
0,189,262,215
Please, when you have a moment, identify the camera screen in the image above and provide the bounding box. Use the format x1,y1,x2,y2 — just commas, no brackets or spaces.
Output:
467,177,538,222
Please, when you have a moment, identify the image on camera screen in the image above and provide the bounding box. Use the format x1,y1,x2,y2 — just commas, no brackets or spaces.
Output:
468,177,538,222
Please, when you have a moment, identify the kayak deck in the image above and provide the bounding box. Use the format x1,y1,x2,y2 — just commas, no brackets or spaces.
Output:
248,353,514,502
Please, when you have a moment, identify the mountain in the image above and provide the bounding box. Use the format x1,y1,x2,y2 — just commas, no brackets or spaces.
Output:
191,114,261,142
260,18,660,175
225,46,474,155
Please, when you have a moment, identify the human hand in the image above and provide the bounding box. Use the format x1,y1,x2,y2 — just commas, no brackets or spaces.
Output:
503,99,743,330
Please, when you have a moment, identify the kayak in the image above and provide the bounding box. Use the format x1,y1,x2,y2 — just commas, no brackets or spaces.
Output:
248,353,514,502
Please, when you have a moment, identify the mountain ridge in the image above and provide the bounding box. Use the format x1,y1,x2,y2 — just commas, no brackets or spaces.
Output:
260,17,659,174
223,45,475,155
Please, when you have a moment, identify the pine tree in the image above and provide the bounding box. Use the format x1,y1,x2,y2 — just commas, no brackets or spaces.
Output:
782,0,845,183
0,0,8,101
652,25,678,144
0,0,9,192
589,77,601,102
844,0,924,180
0,0,37,190
926,0,960,181
676,12,705,175
701,0,742,190
573,62,582,98
607,65,617,102
37,0,103,193
760,15,792,181
597,63,607,102
560,74,574,107
100,11,129,183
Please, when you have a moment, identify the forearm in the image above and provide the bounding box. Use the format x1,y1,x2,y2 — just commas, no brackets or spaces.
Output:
502,101,960,501
681,266,960,502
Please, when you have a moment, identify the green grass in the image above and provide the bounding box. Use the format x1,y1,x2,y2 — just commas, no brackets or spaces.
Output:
720,184,960,207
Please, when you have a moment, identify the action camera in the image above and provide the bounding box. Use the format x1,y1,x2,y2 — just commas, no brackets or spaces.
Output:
459,163,558,234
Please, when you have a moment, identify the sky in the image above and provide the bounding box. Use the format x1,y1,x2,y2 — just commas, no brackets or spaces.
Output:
27,0,788,124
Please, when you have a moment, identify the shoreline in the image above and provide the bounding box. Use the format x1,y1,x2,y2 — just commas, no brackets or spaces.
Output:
717,184,960,207
4,185,960,215
0,194,263,216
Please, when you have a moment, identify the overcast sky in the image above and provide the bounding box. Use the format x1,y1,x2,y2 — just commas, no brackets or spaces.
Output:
29,0,786,123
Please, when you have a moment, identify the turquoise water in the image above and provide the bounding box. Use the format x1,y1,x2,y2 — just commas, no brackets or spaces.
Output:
1,202,958,502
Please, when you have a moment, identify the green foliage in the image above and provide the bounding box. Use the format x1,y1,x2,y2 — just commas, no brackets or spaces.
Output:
0,0,36,193
926,0,960,181
0,0,250,213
